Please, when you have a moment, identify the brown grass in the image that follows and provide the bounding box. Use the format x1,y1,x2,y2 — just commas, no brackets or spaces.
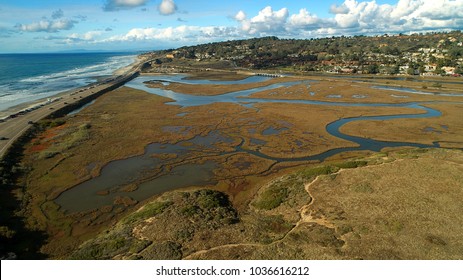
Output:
341,103,463,147
145,76,299,96
248,77,463,104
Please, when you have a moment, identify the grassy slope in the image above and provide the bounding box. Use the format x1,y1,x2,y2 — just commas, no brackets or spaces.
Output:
72,148,463,260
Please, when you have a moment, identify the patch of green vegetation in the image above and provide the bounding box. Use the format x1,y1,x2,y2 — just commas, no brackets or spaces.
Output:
298,165,339,179
122,201,172,224
139,241,182,260
39,122,91,159
334,160,368,169
73,189,240,259
196,189,229,209
71,236,125,259
71,227,152,260
37,119,65,129
395,148,429,159
253,185,288,210
175,228,194,242
178,190,239,227
180,205,200,217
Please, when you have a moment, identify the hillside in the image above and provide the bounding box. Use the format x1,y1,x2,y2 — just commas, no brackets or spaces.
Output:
143,31,463,75
71,149,463,260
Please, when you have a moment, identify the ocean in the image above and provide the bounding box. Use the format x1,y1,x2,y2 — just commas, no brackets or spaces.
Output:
0,52,136,111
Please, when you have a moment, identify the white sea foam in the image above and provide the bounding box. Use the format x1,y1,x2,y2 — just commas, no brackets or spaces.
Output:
0,54,136,112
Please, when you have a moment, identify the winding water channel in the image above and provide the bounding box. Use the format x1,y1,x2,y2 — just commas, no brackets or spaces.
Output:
55,74,449,213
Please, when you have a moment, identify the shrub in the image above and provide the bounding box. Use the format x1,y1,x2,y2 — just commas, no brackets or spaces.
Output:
253,186,288,210
299,165,339,179
334,160,368,169
122,201,172,224
196,189,229,209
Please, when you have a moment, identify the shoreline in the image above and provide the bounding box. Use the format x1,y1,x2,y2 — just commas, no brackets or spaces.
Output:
0,54,142,119
0,56,144,159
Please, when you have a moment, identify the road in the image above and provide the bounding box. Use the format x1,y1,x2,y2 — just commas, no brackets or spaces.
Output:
0,66,141,160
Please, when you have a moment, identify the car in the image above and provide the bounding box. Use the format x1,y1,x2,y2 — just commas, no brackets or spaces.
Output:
0,137,8,140
28,121,34,125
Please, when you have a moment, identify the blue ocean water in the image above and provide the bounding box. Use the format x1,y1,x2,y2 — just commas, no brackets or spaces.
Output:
0,52,136,111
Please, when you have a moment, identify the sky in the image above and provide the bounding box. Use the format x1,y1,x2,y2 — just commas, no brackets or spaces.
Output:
0,0,462,53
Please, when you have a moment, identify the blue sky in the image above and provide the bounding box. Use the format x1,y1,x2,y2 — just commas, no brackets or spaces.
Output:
1,0,462,53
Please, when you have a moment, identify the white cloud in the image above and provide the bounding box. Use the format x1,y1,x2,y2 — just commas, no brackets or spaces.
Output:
238,6,288,34
38,31,104,44
335,12,360,29
76,31,103,41
15,9,78,33
289,9,322,27
330,0,463,33
329,4,349,14
251,6,288,24
16,19,77,33
105,25,241,44
104,0,149,11
158,0,177,15
235,10,246,22
412,0,463,20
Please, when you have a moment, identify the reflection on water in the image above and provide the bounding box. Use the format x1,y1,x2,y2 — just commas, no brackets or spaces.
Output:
56,131,232,213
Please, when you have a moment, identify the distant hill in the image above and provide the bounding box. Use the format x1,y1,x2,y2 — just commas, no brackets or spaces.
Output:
146,31,463,75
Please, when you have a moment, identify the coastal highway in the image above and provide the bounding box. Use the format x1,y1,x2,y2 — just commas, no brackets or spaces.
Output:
0,66,141,160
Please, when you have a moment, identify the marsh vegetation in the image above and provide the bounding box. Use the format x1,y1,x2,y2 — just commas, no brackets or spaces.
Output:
6,73,463,259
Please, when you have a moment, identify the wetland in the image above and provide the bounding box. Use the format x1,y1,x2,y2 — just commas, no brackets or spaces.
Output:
13,72,463,259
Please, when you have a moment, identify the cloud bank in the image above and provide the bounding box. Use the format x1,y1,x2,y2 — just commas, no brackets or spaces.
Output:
16,10,77,33
16,19,77,33
233,0,463,38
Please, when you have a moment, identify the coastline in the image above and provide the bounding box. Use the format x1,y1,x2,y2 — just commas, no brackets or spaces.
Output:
0,54,141,119
0,55,144,159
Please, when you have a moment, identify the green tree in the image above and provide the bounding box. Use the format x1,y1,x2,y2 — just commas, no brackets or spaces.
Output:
367,64,379,74
454,65,463,75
